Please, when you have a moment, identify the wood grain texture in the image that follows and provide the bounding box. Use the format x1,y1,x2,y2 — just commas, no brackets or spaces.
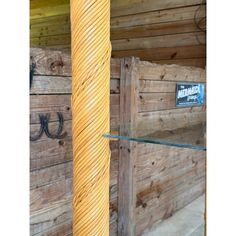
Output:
112,45,206,61
30,94,119,126
30,0,69,10
112,32,206,51
136,179,205,235
118,58,139,236
134,59,206,234
111,0,204,17
139,80,176,93
30,23,70,38
138,60,206,82
138,93,176,112
30,46,121,235
31,34,71,46
135,146,205,191
111,19,205,40
111,5,205,29
137,106,206,136
33,220,72,236
30,14,70,28
30,120,118,170
153,58,206,68
30,2,206,68
30,198,72,235
30,76,120,95
30,178,72,213
138,92,206,112
29,46,206,236
30,48,121,78
30,4,70,19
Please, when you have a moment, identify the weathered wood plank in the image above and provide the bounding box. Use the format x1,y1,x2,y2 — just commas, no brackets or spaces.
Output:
30,5,205,33
30,153,118,190
30,47,71,76
138,93,176,112
31,34,71,46
30,178,118,216
30,4,70,19
30,23,71,38
118,58,139,236
136,162,205,209
30,121,72,171
153,57,206,68
30,161,72,190
31,190,118,235
30,5,205,30
111,0,204,17
30,0,69,10
30,178,72,213
138,92,206,112
112,45,206,61
33,219,72,236
30,95,72,123
139,80,176,93
30,94,119,125
30,0,204,19
136,149,205,192
135,179,205,235
111,5,205,29
112,32,206,51
138,61,206,82
111,19,205,40
30,198,72,235
137,106,206,136
30,48,121,78
30,76,120,95
30,14,70,28
30,75,72,94
30,119,118,170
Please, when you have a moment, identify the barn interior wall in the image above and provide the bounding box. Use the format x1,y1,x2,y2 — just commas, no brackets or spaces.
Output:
30,47,206,236
30,0,206,68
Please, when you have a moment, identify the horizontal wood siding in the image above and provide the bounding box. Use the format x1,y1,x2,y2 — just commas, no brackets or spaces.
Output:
30,48,120,236
134,60,206,235
30,48,206,235
30,1,206,68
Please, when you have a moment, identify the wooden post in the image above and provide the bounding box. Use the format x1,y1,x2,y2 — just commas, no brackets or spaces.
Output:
70,0,111,235
118,57,139,236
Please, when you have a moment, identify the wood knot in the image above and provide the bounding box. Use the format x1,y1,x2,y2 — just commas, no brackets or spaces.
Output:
160,75,165,80
58,140,64,146
170,52,177,59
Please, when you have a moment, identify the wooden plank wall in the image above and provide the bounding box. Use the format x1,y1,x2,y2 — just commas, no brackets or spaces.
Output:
30,0,206,68
30,47,206,236
30,48,120,236
134,60,206,235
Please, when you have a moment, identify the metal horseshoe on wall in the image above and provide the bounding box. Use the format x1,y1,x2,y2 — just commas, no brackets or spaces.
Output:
30,112,67,141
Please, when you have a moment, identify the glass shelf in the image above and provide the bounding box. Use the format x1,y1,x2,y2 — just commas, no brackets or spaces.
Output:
103,123,206,151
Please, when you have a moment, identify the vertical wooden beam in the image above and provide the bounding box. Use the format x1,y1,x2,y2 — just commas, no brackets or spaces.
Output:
118,57,139,236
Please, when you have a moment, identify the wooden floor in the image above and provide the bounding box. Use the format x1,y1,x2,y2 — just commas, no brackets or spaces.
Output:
142,195,205,236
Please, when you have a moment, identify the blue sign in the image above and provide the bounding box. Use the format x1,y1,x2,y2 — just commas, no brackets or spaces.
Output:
176,83,205,107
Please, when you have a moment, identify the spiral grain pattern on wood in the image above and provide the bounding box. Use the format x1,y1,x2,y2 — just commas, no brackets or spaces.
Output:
70,0,111,235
